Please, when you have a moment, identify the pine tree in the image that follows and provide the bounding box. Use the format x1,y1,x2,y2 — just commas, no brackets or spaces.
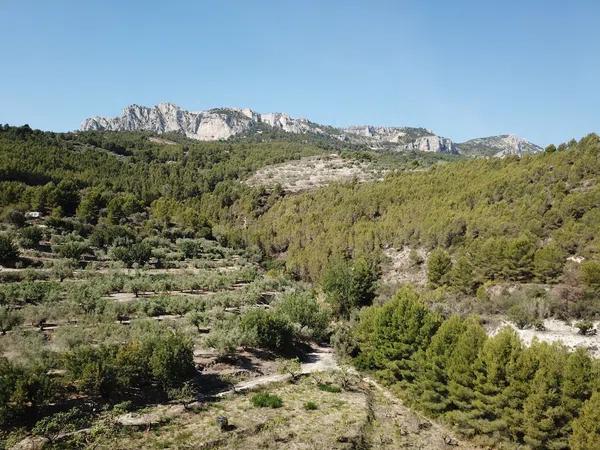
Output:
570,391,600,450
522,343,570,450
448,253,477,293
470,328,522,442
354,287,441,383
427,248,452,286
412,315,466,414
444,316,487,435
561,349,594,432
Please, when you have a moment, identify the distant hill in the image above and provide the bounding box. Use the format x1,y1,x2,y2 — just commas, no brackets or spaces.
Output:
81,103,542,157
457,134,543,157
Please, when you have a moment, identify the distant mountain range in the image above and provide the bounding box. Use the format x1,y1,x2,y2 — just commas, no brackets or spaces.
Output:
81,103,543,157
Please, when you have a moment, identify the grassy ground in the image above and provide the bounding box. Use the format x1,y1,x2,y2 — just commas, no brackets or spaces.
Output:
55,371,480,450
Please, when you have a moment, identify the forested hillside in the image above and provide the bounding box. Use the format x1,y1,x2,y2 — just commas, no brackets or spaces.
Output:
1,124,599,449
248,134,600,293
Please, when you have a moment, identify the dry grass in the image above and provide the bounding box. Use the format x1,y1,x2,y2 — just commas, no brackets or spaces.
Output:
85,371,482,450
90,374,368,449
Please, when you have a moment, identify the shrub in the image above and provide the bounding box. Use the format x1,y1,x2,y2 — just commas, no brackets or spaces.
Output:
304,401,318,410
277,357,301,380
331,322,358,359
427,248,452,287
318,383,341,393
110,241,152,268
321,257,379,318
508,304,535,329
575,320,595,336
5,209,25,228
274,291,330,341
55,240,89,260
0,307,22,335
32,407,87,442
148,333,195,389
112,400,133,415
251,392,283,408
19,226,43,249
581,261,600,291
240,309,295,352
0,234,19,264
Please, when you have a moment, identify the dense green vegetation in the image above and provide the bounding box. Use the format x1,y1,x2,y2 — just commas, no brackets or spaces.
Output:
2,124,600,448
346,287,599,449
249,134,600,315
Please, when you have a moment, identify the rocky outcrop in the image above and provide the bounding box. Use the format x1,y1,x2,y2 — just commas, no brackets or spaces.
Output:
81,104,540,156
402,135,457,153
457,134,542,157
81,103,254,141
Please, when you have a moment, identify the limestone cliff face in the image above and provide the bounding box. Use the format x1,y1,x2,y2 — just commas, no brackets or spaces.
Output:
81,103,540,156
403,135,457,153
457,134,543,157
81,103,254,141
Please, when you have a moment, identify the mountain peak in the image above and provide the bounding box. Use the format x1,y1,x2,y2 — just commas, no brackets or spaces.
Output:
80,103,541,156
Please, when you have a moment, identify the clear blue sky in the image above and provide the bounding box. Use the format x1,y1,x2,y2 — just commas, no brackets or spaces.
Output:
1,0,599,145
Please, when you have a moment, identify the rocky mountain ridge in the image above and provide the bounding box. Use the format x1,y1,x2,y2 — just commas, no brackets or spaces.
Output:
81,103,542,156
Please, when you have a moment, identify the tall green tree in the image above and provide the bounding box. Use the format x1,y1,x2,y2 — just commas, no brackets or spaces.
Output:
570,391,600,450
427,248,452,287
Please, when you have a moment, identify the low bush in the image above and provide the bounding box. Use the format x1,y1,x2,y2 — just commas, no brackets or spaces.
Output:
240,309,295,352
575,320,595,335
304,401,318,410
251,392,283,408
317,383,341,393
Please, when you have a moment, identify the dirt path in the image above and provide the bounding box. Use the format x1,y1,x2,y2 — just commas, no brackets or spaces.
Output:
214,345,337,397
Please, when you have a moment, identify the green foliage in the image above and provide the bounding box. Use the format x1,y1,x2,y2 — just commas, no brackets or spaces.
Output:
18,226,43,249
249,134,600,286
533,242,566,281
0,306,22,334
110,241,152,267
77,188,105,224
350,288,597,448
570,391,600,450
0,234,19,264
303,401,318,410
64,331,194,398
273,291,330,340
508,303,536,329
0,358,54,425
448,253,477,293
580,261,600,291
277,357,302,380
575,320,595,336
32,407,87,442
251,392,283,408
354,287,442,382
240,309,295,352
317,383,341,393
4,209,25,227
427,248,452,287
148,333,195,389
107,193,143,224
321,257,379,318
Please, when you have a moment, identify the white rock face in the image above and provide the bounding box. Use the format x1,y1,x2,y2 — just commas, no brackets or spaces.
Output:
260,112,322,134
458,134,543,157
81,103,540,156
343,126,407,143
81,103,254,141
403,135,457,153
